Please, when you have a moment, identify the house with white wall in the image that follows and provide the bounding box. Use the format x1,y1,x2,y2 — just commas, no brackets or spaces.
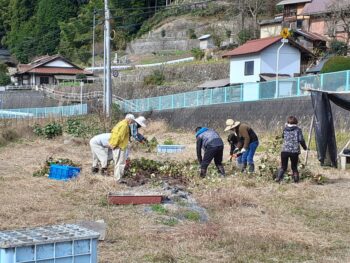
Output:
13,55,93,86
222,36,313,85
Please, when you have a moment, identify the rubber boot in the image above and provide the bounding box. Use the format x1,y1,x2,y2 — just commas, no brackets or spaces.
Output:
200,168,207,178
241,163,247,173
216,165,226,177
248,163,255,173
100,168,108,176
91,167,99,174
293,171,300,183
275,169,285,183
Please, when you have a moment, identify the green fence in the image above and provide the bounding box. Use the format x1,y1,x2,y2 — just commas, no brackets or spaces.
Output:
121,70,350,112
0,104,88,119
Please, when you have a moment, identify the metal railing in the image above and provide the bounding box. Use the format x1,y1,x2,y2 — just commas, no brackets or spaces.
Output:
121,70,350,112
0,104,88,119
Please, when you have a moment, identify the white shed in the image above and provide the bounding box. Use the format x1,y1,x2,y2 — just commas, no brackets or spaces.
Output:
198,34,215,50
223,36,312,84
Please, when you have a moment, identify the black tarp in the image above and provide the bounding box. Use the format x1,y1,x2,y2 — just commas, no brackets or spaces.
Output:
311,91,350,167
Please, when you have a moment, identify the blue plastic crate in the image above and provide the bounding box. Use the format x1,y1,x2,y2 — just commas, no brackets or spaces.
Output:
48,164,81,181
157,145,185,153
0,224,99,263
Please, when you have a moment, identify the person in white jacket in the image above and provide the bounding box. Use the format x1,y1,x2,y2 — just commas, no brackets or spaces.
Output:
90,133,113,175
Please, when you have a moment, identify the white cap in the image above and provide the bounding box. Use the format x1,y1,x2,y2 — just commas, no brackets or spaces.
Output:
125,113,135,120
135,116,147,127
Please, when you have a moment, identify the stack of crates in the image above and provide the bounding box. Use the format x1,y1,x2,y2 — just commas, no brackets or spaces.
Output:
0,224,100,263
48,165,81,181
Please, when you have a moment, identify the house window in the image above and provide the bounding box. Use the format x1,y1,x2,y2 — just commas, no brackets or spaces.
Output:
284,4,297,17
244,61,254,76
40,77,49,84
297,19,303,29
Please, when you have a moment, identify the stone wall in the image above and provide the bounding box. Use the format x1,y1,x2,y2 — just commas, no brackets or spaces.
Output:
143,96,350,132
127,39,200,55
113,61,229,99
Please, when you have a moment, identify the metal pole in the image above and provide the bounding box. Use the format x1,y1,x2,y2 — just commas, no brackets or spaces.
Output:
80,81,83,114
276,39,286,98
92,9,96,74
305,115,315,166
103,19,106,113
105,0,112,117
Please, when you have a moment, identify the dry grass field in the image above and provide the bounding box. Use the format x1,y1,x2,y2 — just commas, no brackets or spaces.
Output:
0,120,350,263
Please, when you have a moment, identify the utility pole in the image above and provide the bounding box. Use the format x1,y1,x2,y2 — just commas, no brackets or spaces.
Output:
104,0,112,117
92,9,97,74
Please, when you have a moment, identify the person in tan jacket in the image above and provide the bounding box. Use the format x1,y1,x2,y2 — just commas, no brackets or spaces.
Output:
109,114,135,181
225,119,259,173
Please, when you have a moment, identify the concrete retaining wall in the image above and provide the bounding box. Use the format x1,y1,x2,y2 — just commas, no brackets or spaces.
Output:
144,96,350,132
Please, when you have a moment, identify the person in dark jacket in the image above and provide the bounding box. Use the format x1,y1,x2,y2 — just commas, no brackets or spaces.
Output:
195,127,225,178
227,133,244,162
275,116,307,183
225,119,259,173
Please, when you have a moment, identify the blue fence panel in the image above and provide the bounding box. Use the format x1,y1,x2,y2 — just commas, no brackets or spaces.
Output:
161,95,173,110
0,104,87,119
225,86,241,102
148,97,159,110
173,93,185,108
184,91,198,107
322,71,347,92
212,87,225,104
123,70,350,112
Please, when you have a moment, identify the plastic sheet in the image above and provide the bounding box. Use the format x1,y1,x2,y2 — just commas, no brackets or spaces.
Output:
311,91,350,167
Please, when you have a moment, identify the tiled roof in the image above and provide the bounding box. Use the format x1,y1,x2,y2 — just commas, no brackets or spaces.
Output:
26,67,92,75
301,0,331,15
197,78,230,89
222,36,282,58
277,0,311,6
295,29,328,41
18,55,83,74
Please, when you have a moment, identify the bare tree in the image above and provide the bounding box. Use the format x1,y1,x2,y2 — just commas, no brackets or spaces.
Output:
327,0,350,45
245,0,266,38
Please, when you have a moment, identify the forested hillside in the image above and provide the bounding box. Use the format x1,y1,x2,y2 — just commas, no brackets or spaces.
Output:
0,0,279,64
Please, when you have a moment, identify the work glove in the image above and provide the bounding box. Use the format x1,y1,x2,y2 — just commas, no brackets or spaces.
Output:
233,148,240,154
240,148,247,154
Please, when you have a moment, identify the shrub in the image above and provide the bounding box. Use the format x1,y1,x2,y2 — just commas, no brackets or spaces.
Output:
76,73,87,81
187,28,197,39
0,72,11,86
238,29,253,45
329,40,348,56
321,56,350,73
191,48,205,60
33,122,63,139
143,70,165,86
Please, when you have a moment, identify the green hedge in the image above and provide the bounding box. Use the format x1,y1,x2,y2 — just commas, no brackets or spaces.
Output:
321,56,350,73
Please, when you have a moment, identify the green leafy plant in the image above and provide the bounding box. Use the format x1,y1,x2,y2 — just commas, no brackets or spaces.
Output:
151,204,168,215
191,48,205,60
66,119,86,137
160,218,178,226
163,138,175,145
33,122,62,139
144,69,165,86
184,211,201,221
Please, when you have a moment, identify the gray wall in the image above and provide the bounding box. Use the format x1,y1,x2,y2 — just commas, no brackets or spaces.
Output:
143,96,350,133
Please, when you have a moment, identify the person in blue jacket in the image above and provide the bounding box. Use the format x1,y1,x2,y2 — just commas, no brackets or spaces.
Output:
195,127,225,178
